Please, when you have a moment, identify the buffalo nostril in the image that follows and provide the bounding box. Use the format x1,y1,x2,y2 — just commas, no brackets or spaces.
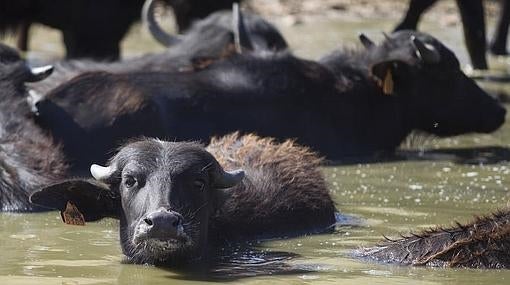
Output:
144,218,153,226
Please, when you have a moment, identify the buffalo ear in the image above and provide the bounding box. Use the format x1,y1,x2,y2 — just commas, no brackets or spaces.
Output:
30,179,121,224
370,60,407,96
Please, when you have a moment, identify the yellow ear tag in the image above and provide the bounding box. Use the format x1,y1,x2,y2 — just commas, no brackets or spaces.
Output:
61,201,86,226
382,69,394,95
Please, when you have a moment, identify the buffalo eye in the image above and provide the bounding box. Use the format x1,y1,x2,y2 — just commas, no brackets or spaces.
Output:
124,175,138,189
193,179,205,191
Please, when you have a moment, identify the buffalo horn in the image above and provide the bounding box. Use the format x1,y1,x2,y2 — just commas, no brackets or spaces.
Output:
213,168,245,189
358,33,375,49
90,164,116,181
26,65,53,82
411,36,440,64
232,3,253,53
142,0,181,47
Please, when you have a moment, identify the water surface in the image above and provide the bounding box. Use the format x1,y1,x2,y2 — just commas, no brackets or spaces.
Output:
1,13,510,285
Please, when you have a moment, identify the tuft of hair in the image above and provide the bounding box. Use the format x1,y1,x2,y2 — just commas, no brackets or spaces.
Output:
208,132,324,176
207,132,335,239
358,209,510,269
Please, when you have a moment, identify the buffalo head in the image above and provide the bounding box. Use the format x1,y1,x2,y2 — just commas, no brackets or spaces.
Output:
362,31,506,136
30,139,244,264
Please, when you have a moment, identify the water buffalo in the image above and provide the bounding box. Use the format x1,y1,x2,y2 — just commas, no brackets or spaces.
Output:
30,133,336,265
0,0,251,60
0,0,146,60
32,30,505,170
359,209,510,269
395,0,510,69
29,1,287,95
0,50,67,211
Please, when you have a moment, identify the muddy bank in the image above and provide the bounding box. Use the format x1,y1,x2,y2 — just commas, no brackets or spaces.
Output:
246,0,500,27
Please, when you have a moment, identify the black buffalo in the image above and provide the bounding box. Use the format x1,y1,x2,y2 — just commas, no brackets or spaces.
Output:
33,31,506,170
0,0,254,60
30,133,336,265
0,46,67,211
29,1,287,95
0,0,146,60
395,0,510,69
359,209,510,269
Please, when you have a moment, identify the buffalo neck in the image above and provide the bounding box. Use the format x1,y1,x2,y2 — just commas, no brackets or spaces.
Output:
317,62,411,158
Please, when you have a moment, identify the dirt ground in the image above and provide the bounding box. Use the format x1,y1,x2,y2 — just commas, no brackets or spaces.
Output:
245,0,500,28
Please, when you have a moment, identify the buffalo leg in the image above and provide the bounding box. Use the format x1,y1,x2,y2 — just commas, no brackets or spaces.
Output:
490,0,510,55
62,30,120,61
16,21,30,52
456,0,488,69
394,0,439,31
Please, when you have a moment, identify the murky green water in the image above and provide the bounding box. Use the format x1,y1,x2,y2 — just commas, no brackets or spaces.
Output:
1,12,510,285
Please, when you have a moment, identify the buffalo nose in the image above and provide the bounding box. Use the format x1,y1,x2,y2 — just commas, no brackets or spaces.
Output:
143,209,184,239
483,104,507,132
499,105,507,119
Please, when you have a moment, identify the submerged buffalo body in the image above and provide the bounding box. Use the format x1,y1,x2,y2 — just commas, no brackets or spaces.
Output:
359,210,510,269
30,133,336,264
33,31,506,169
0,46,67,211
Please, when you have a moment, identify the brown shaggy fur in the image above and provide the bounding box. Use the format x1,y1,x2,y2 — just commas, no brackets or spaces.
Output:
206,132,335,240
360,209,510,269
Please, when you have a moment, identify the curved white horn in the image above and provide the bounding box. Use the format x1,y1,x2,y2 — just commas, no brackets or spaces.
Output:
26,65,53,82
90,164,115,181
142,0,181,47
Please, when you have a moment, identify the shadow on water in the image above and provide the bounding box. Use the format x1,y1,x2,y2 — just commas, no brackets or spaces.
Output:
168,246,309,282
327,146,510,166
115,245,312,283
167,217,363,281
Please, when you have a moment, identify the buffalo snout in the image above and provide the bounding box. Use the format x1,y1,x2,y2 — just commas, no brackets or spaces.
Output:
134,208,186,243
481,102,506,133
